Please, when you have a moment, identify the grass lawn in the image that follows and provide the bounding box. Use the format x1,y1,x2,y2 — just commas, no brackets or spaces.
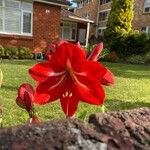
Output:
0,60,150,127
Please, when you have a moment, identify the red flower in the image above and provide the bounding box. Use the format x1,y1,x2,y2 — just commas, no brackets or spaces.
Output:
16,83,34,113
29,42,114,116
87,43,114,86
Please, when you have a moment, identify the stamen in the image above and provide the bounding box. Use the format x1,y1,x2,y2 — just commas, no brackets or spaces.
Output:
69,93,72,97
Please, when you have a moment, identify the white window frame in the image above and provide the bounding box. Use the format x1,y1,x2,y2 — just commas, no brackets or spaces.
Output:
99,9,111,22
78,0,83,8
100,0,112,5
0,0,33,36
61,21,77,41
144,0,150,13
21,10,33,36
142,26,150,35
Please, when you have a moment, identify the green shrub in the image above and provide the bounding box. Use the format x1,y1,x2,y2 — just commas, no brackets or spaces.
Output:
145,51,150,64
126,51,150,65
126,55,145,64
0,45,5,58
18,47,33,59
4,46,18,59
110,31,150,58
0,46,33,59
105,0,134,41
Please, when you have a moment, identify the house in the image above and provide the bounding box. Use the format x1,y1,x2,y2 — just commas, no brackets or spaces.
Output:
0,0,70,52
61,9,94,46
75,0,150,37
74,0,99,37
133,0,150,34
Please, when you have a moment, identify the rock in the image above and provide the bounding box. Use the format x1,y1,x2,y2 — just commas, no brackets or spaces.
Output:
0,108,149,150
0,119,130,150
89,107,150,150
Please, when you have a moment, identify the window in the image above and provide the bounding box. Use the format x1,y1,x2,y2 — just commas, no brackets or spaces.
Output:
84,0,92,4
82,12,91,19
141,26,150,35
97,27,106,36
100,0,112,5
0,0,33,35
144,0,150,13
78,0,92,8
99,10,110,21
78,0,83,8
61,22,77,41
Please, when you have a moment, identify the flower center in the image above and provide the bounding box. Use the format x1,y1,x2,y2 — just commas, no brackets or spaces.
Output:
66,59,76,80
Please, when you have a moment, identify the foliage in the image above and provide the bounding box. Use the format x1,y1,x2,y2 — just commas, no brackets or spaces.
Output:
4,46,18,59
102,51,119,62
105,0,134,41
0,45,5,58
0,69,3,88
85,44,110,59
0,46,33,59
18,47,33,59
0,68,3,127
112,31,150,57
126,51,150,65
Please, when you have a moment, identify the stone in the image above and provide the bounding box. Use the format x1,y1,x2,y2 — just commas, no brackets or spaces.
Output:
0,119,129,150
89,107,150,150
0,108,149,150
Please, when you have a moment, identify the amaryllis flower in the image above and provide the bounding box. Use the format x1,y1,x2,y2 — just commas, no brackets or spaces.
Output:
29,42,114,117
16,83,34,112
16,83,35,113
16,83,40,124
87,43,114,86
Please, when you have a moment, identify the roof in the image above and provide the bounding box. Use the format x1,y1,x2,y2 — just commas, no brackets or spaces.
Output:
34,0,70,7
61,9,94,23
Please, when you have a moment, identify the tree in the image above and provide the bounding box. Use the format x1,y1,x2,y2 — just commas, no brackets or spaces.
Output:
105,0,134,40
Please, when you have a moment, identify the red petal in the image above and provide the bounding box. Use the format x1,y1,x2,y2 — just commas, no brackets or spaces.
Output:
73,77,105,105
18,83,34,100
29,62,53,82
34,92,50,105
60,93,79,117
100,69,114,86
78,61,107,82
24,91,33,112
87,43,103,61
16,97,26,109
50,42,86,71
34,75,67,104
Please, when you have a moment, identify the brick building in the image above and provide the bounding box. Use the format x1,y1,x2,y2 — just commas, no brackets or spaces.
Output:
133,0,150,33
0,0,70,51
75,0,99,36
61,9,94,46
75,0,150,37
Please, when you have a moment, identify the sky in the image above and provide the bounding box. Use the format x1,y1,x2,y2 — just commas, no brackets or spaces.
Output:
69,0,77,8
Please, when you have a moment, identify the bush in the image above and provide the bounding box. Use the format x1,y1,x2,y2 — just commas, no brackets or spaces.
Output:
0,46,33,59
102,51,119,62
4,46,18,59
0,45,5,58
126,51,150,65
18,47,33,59
109,31,150,58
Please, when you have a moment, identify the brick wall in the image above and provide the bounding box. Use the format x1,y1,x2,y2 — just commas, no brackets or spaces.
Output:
0,2,61,51
98,2,112,27
75,0,99,36
133,0,150,30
